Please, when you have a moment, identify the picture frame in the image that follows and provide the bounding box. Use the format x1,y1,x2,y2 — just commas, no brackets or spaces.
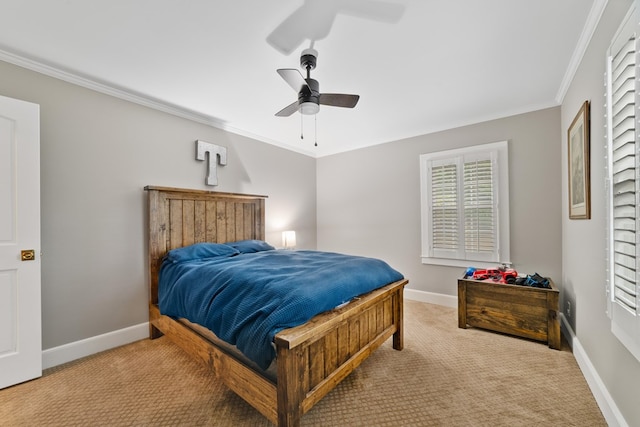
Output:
568,100,591,219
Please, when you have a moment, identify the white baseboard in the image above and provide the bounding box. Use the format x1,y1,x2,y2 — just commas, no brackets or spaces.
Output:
560,313,628,427
559,312,574,350
42,322,149,369
404,288,458,308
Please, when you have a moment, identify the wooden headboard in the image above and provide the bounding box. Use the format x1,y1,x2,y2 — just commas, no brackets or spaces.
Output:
145,186,267,304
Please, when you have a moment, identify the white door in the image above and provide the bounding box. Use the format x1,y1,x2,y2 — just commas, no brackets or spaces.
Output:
0,95,41,389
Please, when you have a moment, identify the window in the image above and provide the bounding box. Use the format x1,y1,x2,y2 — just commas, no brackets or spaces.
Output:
420,141,510,267
605,4,640,362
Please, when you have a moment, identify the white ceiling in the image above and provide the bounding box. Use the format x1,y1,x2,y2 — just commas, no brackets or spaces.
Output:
0,0,598,157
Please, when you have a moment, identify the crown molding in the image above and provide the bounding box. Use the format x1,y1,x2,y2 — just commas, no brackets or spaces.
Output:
555,0,608,103
0,47,317,158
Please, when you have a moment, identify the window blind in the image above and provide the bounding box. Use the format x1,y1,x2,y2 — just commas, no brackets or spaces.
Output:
610,35,638,313
431,163,459,251
604,7,640,362
463,159,495,254
427,154,498,261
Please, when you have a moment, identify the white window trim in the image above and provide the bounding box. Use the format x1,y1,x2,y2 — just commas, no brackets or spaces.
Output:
420,141,510,268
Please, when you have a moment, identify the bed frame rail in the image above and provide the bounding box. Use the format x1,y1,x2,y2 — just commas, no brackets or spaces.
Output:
149,304,279,421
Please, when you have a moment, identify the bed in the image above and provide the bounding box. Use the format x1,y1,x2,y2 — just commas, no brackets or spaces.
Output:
145,186,408,426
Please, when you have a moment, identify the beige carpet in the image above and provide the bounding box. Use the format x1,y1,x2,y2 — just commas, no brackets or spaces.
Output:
0,301,605,426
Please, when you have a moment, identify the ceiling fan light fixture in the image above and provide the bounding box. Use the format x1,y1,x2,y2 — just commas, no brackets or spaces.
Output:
300,101,319,115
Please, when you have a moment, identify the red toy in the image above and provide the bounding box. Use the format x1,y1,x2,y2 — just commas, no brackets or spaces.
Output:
471,266,518,284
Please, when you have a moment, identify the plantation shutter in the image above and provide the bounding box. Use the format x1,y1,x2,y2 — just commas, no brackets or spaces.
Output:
610,34,638,313
464,159,495,255
605,7,640,362
431,163,459,252
427,152,499,262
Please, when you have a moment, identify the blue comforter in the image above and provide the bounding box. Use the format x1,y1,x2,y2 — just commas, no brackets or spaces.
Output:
158,244,404,370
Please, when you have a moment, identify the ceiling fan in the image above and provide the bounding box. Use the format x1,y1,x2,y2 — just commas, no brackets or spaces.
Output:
275,48,359,117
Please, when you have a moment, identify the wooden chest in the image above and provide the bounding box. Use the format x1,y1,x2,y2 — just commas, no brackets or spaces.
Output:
457,277,561,349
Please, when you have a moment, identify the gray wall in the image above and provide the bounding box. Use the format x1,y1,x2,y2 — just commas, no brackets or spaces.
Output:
317,107,562,297
0,60,317,350
561,0,640,425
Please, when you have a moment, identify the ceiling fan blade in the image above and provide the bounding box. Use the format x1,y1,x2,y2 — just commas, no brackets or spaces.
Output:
277,69,310,94
275,100,301,117
267,0,402,55
319,93,360,108
267,0,338,54
340,0,405,23
267,6,313,55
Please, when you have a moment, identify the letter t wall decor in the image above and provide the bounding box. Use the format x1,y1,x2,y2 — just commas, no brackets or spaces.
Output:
195,140,227,186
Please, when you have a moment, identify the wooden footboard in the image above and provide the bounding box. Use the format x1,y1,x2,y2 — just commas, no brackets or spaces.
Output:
275,279,406,426
145,186,407,426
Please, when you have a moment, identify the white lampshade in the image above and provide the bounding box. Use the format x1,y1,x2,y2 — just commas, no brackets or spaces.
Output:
282,230,297,249
300,102,319,115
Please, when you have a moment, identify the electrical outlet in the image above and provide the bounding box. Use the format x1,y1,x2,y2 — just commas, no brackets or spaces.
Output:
567,301,571,318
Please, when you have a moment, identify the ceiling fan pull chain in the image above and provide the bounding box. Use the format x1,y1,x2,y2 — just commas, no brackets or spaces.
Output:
314,114,318,147
300,113,304,139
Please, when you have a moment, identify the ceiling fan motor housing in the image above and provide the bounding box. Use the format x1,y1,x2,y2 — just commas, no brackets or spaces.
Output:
300,48,318,70
299,78,320,104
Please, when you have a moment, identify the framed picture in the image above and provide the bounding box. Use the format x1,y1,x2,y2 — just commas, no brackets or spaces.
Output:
568,100,590,219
